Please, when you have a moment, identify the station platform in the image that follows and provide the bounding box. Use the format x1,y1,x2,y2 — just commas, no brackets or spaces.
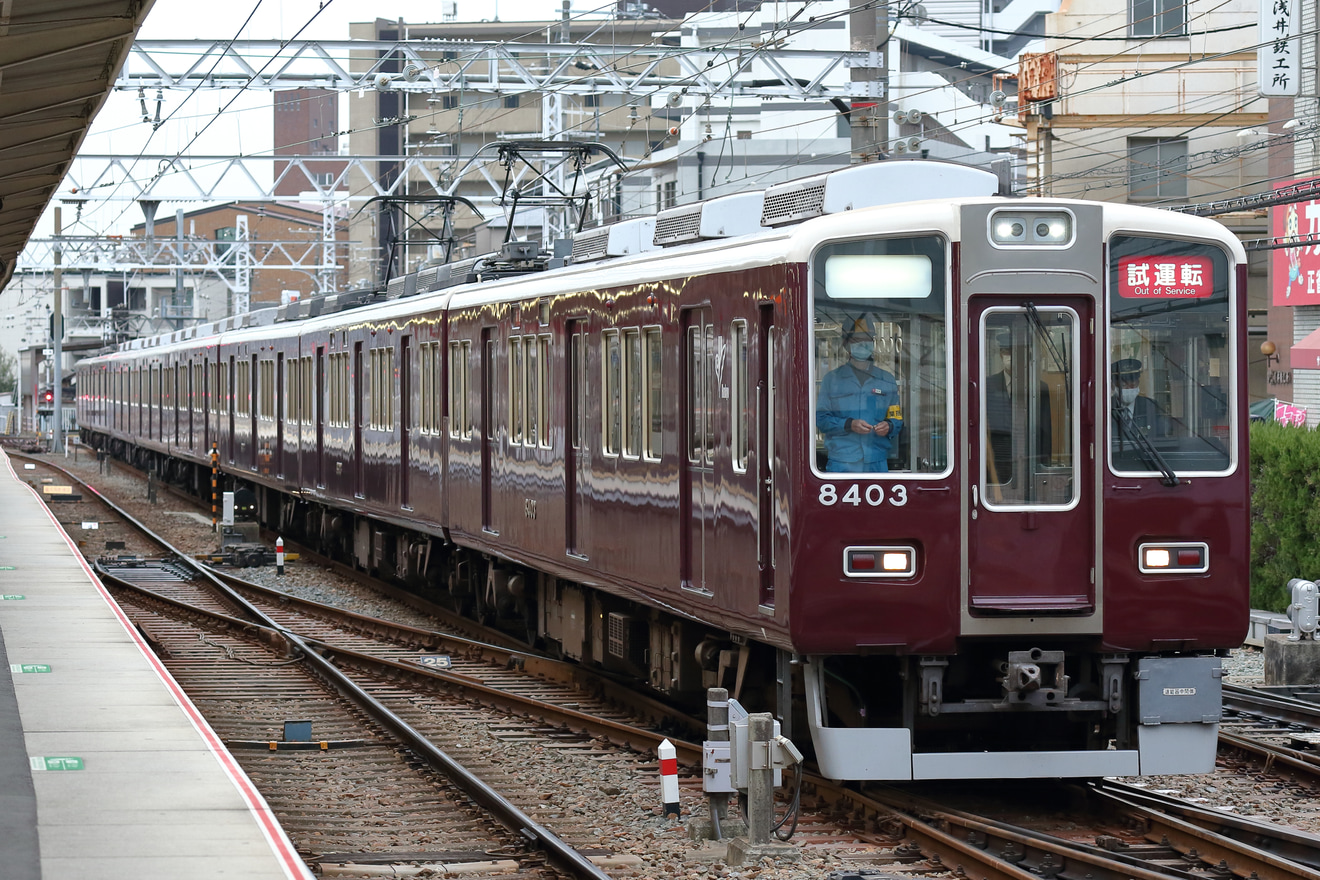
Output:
0,451,310,880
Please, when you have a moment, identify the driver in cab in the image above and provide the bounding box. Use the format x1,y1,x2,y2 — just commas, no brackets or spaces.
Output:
816,319,903,473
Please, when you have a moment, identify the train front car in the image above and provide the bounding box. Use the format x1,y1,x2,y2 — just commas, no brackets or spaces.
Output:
792,197,1247,781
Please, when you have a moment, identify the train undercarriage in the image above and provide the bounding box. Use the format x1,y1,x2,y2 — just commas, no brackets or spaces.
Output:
94,434,1224,781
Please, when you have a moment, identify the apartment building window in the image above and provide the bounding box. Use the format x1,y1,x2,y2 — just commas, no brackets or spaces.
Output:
1130,0,1185,37
1128,137,1187,201
503,94,520,109
440,94,458,109
656,180,677,211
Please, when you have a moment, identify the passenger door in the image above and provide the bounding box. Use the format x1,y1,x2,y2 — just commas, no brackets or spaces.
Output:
681,308,716,594
967,298,1094,614
565,318,590,558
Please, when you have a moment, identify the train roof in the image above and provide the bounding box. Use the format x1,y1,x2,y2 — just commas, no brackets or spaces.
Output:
78,161,1246,365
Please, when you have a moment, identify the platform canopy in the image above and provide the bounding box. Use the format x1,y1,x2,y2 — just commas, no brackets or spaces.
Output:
0,0,156,289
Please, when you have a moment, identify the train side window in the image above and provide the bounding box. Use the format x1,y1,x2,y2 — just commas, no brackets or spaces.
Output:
603,330,622,456
443,342,454,437
286,357,299,424
686,326,702,462
449,340,471,439
526,335,540,448
260,360,275,420
644,326,662,460
368,347,393,430
427,342,438,435
302,356,312,427
327,352,347,426
538,335,551,448
624,328,642,458
510,336,525,445
732,320,749,472
236,360,250,417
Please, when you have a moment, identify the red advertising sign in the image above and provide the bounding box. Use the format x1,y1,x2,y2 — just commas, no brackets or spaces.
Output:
1276,401,1308,427
1117,256,1214,298
1272,176,1320,306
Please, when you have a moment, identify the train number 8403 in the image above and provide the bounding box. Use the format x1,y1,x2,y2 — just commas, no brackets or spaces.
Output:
818,483,908,507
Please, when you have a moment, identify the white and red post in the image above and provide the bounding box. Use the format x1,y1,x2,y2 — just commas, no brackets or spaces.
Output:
276,537,285,576
658,738,680,817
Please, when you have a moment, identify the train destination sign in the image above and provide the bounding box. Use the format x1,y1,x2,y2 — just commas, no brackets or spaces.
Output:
1117,256,1213,299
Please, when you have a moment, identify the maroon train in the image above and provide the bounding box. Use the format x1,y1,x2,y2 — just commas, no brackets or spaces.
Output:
77,161,1248,780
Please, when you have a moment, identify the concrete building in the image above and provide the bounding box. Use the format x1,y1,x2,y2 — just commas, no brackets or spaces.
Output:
346,15,682,286
273,89,349,199
345,1,1040,283
1028,0,1273,405
128,201,347,311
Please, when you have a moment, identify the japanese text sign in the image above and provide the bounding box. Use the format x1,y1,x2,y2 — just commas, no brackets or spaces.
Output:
1276,401,1308,427
1117,256,1213,299
1261,0,1300,97
1271,177,1320,306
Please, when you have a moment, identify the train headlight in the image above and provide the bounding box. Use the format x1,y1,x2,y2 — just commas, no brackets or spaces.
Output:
1138,542,1209,575
989,209,1074,248
844,545,917,578
993,218,1027,242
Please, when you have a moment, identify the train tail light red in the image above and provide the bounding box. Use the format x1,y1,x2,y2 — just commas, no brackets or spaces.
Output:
1138,542,1208,575
844,546,916,579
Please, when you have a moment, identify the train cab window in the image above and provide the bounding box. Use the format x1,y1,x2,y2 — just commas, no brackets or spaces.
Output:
811,235,949,476
981,309,1077,508
1108,235,1232,475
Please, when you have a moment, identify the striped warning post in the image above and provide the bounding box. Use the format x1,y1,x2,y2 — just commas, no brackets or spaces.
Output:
658,738,680,817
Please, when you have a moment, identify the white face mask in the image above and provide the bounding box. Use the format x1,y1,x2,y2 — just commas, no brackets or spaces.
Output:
849,341,874,361
1000,353,1013,375
1120,387,1139,406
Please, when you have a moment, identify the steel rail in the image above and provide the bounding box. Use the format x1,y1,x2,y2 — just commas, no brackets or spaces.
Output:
32,459,613,880
1094,779,1320,872
98,566,705,765
1224,682,1320,729
35,450,708,739
870,783,1320,880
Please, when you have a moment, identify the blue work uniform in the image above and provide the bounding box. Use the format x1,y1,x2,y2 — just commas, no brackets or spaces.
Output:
816,362,903,472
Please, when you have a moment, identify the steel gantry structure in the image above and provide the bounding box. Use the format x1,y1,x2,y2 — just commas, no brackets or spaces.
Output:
117,37,874,101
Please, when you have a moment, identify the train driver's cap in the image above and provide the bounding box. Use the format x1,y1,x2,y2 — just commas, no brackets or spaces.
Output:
844,318,873,341
1113,358,1142,381
996,332,1013,351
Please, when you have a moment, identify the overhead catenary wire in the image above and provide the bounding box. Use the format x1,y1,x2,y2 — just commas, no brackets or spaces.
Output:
67,0,1289,248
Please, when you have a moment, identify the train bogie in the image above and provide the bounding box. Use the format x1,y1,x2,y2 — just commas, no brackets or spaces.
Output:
77,160,1248,781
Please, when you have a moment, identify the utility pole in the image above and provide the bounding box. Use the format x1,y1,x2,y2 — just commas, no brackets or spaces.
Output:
849,0,889,162
52,207,63,454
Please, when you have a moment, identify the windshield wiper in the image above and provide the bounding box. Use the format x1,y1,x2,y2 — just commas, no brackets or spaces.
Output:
1112,396,1179,487
1023,301,1071,407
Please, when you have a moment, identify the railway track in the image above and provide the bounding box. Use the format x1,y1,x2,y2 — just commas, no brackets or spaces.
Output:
26,449,1320,880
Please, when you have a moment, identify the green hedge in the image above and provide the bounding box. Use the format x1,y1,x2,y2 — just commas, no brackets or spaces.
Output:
1250,421,1320,612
